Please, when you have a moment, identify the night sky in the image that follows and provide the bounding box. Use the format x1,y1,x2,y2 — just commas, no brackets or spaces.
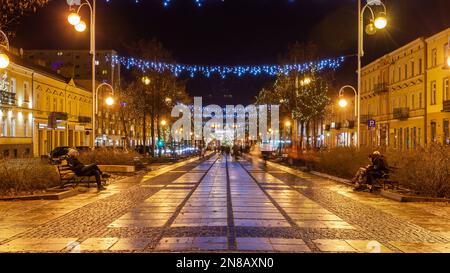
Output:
11,0,450,105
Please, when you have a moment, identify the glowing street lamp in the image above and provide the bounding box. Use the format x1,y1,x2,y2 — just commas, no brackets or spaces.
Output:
356,0,388,149
0,52,9,69
161,120,167,126
338,98,348,108
374,13,388,29
0,30,10,69
338,85,358,147
75,20,87,32
105,96,115,106
142,76,151,85
66,0,96,147
67,12,81,26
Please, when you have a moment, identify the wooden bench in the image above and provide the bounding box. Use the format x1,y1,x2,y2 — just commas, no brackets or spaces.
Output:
56,163,106,189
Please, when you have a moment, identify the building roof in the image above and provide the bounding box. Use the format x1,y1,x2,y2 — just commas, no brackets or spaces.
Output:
6,51,90,92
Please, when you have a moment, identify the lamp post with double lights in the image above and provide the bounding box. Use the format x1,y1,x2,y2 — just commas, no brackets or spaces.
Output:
338,85,358,148
67,0,96,146
356,0,388,149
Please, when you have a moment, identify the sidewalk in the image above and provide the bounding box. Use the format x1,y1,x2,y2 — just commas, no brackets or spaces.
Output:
0,156,203,244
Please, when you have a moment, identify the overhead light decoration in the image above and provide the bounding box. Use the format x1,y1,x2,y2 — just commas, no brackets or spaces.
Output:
109,55,345,78
105,0,204,7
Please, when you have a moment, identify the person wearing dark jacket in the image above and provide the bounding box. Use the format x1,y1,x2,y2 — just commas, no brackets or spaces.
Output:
66,149,110,190
353,151,389,191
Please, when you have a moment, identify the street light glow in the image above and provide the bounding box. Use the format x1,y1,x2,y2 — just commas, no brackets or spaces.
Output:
339,98,348,108
142,76,151,85
285,121,291,127
105,96,115,106
75,21,87,32
374,14,387,29
365,22,377,35
0,53,9,69
68,12,81,26
161,120,167,126
447,56,450,67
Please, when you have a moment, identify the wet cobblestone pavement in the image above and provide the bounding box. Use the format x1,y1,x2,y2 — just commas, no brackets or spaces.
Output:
1,153,450,253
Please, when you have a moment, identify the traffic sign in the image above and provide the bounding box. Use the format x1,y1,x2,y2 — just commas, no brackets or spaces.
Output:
368,119,376,128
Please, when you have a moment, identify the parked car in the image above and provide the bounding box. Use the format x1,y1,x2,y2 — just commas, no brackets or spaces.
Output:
135,145,153,155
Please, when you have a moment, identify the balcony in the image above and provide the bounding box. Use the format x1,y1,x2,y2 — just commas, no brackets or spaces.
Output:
393,107,409,120
443,100,450,112
50,112,68,121
360,115,373,124
0,91,16,105
344,120,355,129
78,116,92,123
373,83,389,95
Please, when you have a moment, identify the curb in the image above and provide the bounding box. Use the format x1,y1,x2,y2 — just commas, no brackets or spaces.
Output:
0,189,79,201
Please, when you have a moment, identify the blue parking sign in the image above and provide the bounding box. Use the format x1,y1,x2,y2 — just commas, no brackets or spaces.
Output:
368,119,376,128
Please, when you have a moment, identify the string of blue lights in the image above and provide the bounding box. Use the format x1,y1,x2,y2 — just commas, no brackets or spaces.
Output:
110,55,345,78
104,0,205,7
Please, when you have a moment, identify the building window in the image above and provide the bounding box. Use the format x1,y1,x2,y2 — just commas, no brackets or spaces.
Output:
419,92,422,108
411,60,415,76
398,66,401,81
444,77,450,101
418,58,422,74
431,81,437,105
444,119,450,145
418,127,421,146
431,121,437,142
405,127,410,149
404,64,408,79
53,98,57,111
1,117,6,137
23,81,30,103
10,77,16,94
10,118,15,137
431,48,437,67
411,94,415,109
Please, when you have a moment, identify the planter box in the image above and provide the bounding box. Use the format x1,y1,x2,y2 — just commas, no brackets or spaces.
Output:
380,190,450,203
98,165,135,173
0,189,78,201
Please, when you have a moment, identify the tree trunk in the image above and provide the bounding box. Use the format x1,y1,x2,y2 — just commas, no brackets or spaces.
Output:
119,105,129,150
142,109,146,150
299,122,304,153
151,93,156,158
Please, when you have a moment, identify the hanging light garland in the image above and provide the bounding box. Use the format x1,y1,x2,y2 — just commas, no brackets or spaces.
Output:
110,55,345,78
105,0,204,7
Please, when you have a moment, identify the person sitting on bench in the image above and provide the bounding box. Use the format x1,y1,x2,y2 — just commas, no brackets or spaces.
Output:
353,151,389,191
66,148,110,190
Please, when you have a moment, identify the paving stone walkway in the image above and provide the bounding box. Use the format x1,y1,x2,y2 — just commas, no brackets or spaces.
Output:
1,153,450,253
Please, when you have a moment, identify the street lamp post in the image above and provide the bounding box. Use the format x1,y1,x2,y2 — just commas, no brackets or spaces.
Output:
0,30,10,69
356,0,387,149
67,0,96,147
338,85,358,148
94,83,115,146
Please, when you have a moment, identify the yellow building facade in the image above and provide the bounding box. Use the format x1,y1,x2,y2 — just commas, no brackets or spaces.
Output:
361,28,450,149
0,55,93,157
425,28,450,145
